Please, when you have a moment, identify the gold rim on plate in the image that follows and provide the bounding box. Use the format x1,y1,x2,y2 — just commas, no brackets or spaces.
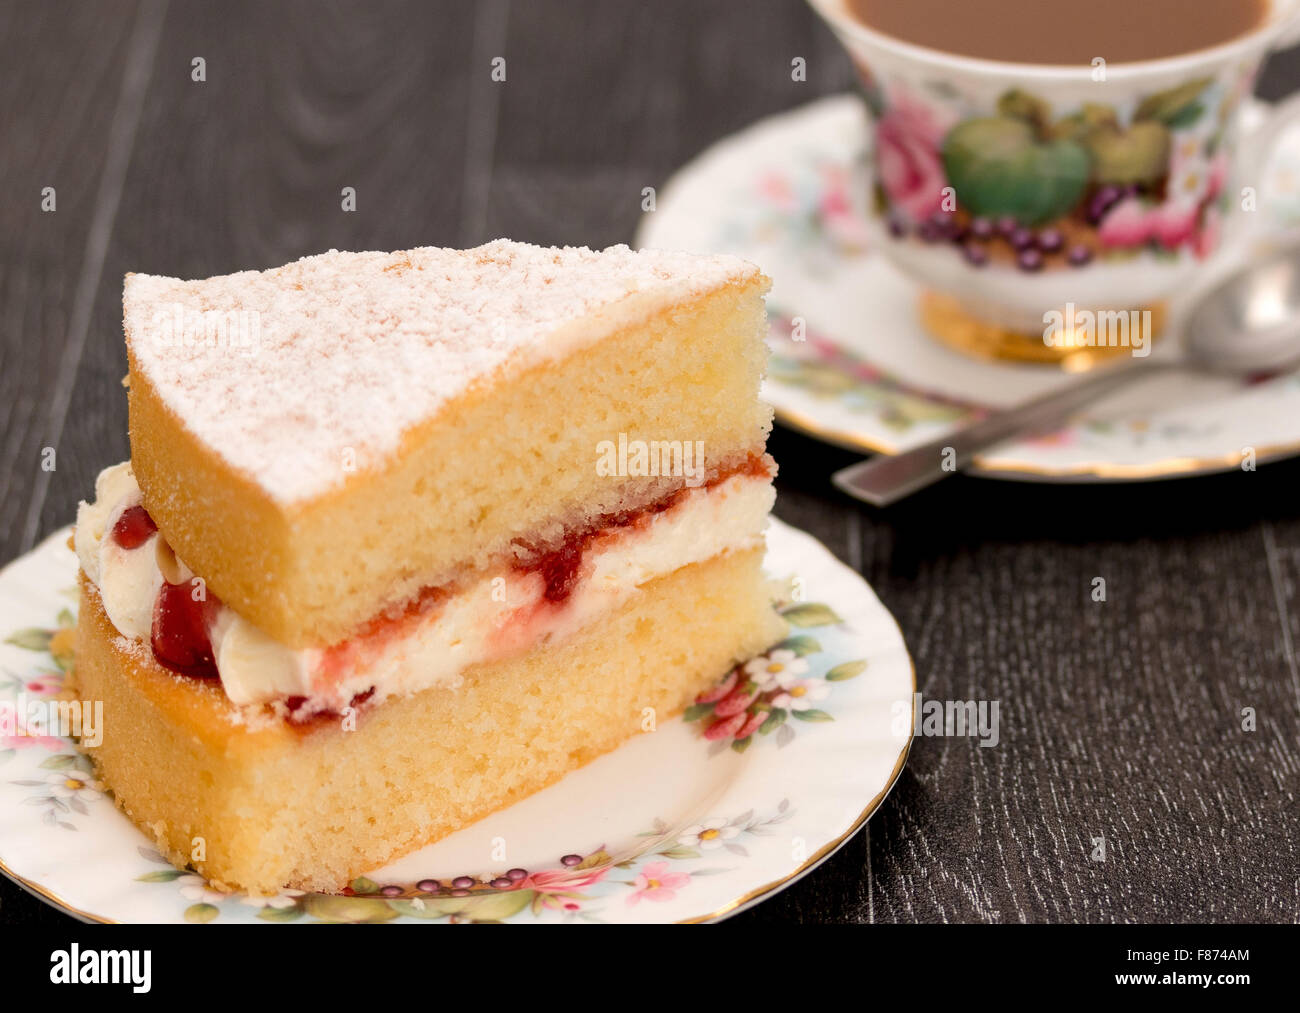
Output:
0,857,111,924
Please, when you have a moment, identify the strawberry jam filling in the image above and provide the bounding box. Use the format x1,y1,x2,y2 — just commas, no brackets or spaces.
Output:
110,504,157,549
513,453,771,604
105,453,773,715
284,686,375,728
104,501,220,681
531,539,586,604
151,579,221,680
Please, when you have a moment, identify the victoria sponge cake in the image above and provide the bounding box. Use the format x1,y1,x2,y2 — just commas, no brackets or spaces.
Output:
70,241,786,892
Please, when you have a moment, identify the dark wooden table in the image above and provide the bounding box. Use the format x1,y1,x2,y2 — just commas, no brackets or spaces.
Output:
3,0,1298,925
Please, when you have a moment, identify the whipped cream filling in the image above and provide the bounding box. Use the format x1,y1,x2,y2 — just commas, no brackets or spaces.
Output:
75,462,774,717
75,464,164,643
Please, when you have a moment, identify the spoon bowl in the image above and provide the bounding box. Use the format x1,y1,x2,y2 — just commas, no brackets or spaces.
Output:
1184,242,1300,375
833,243,1300,506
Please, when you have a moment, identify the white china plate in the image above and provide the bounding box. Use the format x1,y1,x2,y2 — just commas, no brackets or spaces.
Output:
0,518,913,923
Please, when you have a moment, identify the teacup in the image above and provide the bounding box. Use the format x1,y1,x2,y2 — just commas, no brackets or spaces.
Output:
809,0,1300,364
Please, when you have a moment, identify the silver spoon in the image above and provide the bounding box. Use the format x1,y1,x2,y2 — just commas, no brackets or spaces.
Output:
832,244,1300,507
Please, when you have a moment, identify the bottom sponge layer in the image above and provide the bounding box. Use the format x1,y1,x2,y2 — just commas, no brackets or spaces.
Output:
72,547,785,893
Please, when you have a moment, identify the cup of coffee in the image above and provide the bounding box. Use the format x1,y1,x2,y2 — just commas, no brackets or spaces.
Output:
809,0,1300,363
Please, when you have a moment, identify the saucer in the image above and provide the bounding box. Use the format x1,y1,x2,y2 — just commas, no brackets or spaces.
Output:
638,95,1300,481
0,521,913,924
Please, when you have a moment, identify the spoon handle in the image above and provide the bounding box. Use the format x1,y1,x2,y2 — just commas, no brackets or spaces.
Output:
832,360,1177,507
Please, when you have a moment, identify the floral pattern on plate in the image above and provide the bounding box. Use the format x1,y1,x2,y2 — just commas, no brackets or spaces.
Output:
129,802,797,924
0,522,914,923
686,603,875,750
767,313,983,436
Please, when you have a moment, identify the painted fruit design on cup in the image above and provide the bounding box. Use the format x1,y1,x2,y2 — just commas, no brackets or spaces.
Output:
861,70,1244,272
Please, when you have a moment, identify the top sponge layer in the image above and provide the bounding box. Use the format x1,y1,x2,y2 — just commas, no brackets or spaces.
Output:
121,242,773,647
124,241,757,504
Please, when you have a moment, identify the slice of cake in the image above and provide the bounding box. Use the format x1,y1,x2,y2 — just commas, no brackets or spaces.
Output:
71,241,786,893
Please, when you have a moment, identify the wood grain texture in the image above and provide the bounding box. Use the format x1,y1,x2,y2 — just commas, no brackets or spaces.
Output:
0,0,145,563
29,0,480,547
2,0,1298,926
750,430,1300,923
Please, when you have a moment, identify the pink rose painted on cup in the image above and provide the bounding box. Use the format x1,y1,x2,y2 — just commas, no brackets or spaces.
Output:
874,86,952,223
1150,199,1202,250
1097,196,1155,248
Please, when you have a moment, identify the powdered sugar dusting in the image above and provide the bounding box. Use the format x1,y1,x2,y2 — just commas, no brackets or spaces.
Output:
124,240,758,503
